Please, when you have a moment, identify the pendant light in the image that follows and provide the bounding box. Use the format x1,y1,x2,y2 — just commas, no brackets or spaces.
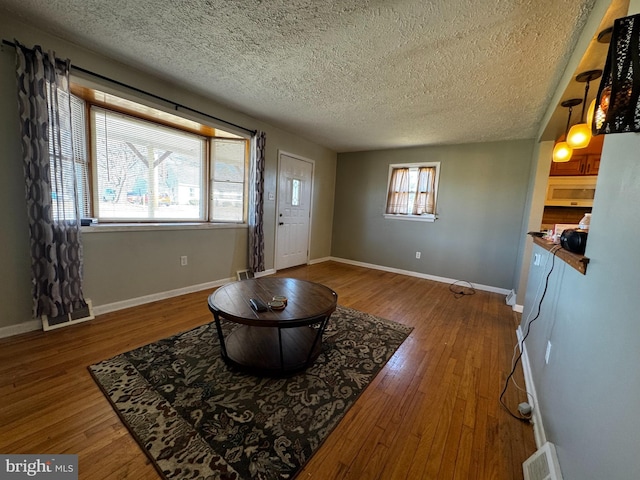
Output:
593,14,640,135
587,97,596,126
593,86,610,131
552,98,582,163
566,70,602,149
588,27,612,133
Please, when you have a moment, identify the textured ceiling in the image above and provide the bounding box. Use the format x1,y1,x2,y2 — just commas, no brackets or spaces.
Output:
0,0,598,152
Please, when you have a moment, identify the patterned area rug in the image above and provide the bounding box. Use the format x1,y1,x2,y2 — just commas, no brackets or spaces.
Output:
89,305,412,480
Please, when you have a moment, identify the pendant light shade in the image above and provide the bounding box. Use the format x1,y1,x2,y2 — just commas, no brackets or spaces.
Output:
566,123,592,149
567,70,602,149
594,87,610,131
552,141,573,162
587,98,596,126
593,14,640,135
552,98,582,163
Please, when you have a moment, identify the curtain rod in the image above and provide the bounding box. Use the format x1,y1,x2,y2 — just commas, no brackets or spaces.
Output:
2,39,257,136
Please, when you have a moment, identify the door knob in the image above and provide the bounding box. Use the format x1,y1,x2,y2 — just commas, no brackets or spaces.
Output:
279,222,284,226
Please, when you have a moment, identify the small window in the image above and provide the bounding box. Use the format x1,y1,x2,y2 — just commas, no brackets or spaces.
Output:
384,162,440,222
210,138,247,222
291,179,301,206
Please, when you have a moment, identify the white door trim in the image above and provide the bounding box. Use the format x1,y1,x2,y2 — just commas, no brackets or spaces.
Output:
275,150,315,271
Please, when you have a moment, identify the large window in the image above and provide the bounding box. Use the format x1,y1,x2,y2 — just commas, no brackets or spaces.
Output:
92,108,206,221
384,162,440,222
67,86,249,224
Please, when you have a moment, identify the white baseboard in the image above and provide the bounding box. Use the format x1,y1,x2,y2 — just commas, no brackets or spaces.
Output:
326,256,512,295
0,259,511,338
0,319,42,339
0,268,281,339
254,268,276,278
513,304,524,313
93,277,236,316
308,256,332,265
1,273,276,339
517,325,546,448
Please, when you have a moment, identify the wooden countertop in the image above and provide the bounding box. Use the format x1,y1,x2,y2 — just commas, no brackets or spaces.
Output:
532,236,590,275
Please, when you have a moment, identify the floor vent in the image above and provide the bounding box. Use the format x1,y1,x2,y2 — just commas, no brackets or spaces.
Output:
505,289,516,306
523,442,563,480
42,299,94,331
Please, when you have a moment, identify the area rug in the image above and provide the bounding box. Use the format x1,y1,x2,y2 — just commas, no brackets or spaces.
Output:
89,305,412,480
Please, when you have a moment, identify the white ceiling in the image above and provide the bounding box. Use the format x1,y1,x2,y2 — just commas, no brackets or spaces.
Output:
1,0,600,152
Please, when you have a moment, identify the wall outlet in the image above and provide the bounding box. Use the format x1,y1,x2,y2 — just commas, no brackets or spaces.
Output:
180,255,188,266
534,253,542,266
415,251,421,259
545,341,552,364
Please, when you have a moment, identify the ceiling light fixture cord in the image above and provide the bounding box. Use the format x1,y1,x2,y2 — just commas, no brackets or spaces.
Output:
565,105,574,136
576,71,602,122
580,81,589,122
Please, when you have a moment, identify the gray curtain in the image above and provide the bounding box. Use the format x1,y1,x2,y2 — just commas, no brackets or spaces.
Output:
16,42,87,319
248,131,266,272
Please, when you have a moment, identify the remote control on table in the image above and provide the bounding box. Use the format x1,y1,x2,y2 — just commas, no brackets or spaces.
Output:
249,298,268,312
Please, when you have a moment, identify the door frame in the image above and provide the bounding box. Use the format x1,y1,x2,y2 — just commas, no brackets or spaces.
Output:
275,150,315,271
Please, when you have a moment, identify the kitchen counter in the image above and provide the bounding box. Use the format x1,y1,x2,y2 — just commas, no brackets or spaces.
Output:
532,236,590,275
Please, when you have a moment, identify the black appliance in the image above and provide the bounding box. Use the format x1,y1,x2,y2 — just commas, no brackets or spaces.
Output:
560,229,588,255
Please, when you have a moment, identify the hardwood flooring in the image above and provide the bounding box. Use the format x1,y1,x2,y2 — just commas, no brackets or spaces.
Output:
0,261,536,479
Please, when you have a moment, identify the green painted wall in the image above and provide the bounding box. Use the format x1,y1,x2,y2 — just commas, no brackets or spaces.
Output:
332,140,534,289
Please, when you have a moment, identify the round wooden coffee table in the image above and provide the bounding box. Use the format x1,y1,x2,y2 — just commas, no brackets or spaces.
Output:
208,277,338,375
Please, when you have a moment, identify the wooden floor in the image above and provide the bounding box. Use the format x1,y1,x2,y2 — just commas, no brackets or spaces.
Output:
0,262,536,479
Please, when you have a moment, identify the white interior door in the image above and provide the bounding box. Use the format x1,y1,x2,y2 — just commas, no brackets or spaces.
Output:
276,153,313,270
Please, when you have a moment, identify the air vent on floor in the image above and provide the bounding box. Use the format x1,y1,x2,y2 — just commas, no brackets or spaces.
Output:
523,442,563,480
42,299,94,331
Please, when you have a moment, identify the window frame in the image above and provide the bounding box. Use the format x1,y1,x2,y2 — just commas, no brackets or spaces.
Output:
383,162,440,222
70,84,250,226
209,137,250,223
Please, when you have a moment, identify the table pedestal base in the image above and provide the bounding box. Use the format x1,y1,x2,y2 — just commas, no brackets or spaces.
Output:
223,325,323,375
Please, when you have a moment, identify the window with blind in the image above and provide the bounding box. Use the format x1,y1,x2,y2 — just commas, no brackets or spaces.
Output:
49,93,90,221
210,139,247,222
60,88,249,224
92,107,207,221
384,162,440,222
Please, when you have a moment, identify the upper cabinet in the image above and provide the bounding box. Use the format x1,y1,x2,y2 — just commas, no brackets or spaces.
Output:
549,153,600,176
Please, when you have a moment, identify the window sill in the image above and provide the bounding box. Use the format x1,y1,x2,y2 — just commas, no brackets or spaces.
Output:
81,222,247,234
383,214,437,223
